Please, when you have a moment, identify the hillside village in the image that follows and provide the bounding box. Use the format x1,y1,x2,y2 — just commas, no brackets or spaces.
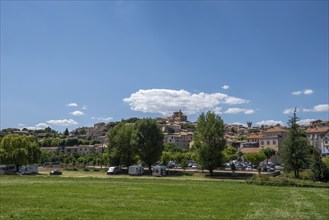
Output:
1,111,329,165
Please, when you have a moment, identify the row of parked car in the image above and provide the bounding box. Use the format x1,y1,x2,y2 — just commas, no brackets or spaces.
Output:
107,165,169,177
167,161,198,169
225,161,276,172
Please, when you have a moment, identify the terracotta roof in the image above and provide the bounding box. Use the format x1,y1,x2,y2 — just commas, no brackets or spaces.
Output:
240,148,262,153
306,127,329,133
247,134,263,139
264,127,288,133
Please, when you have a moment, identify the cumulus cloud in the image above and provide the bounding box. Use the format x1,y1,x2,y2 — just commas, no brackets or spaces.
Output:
229,122,247,127
297,119,316,126
123,89,249,115
222,85,230,90
20,123,50,130
66,103,78,107
303,104,329,113
292,89,313,96
213,107,223,115
46,119,78,126
304,89,313,95
70,111,84,116
283,108,300,115
224,108,255,115
91,117,113,122
82,105,88,110
256,120,284,126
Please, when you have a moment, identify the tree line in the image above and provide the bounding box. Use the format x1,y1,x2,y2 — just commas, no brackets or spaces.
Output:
0,110,328,181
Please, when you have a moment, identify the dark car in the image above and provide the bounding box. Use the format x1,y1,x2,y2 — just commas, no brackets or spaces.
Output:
50,170,62,175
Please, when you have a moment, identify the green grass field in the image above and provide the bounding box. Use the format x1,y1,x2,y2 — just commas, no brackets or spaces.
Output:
1,175,328,219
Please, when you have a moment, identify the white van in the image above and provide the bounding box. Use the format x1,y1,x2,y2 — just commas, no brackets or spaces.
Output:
152,166,168,177
19,165,38,175
128,165,144,175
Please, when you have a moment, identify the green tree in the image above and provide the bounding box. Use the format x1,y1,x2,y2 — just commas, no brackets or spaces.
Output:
27,142,42,164
0,135,41,171
50,138,60,147
323,156,329,169
132,118,164,174
163,143,185,153
77,156,86,166
243,152,266,176
161,151,173,166
261,147,276,165
65,138,79,146
64,128,69,136
280,109,312,178
310,148,329,182
192,111,226,176
108,122,136,167
223,146,238,162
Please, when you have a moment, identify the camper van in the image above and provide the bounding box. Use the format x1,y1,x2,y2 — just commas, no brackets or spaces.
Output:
19,165,38,175
152,166,168,177
0,164,17,175
128,165,144,175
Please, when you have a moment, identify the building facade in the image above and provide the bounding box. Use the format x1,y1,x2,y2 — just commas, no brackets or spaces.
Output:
259,127,288,152
306,127,329,156
163,132,193,149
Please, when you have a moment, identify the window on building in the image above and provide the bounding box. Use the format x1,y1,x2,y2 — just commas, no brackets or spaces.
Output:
273,140,276,145
261,141,264,145
267,141,270,145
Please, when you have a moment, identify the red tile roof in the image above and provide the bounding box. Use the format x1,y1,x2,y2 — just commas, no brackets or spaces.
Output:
264,127,288,133
247,134,263,139
306,127,329,133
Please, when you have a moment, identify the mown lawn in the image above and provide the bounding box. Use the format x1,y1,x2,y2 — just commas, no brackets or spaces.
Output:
0,175,328,219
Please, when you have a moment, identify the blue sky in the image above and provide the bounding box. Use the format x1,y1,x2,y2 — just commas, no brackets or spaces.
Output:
1,1,328,131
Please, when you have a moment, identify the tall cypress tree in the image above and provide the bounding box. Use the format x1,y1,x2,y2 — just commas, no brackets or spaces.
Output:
280,109,312,178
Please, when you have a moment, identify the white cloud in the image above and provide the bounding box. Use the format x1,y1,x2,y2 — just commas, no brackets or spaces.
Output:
229,122,247,127
21,123,50,130
70,111,84,116
303,104,329,113
283,108,300,114
224,108,255,115
297,119,316,126
123,89,249,115
304,89,313,95
292,89,313,96
82,105,88,110
292,91,302,96
222,85,230,90
66,103,78,107
91,117,113,122
46,119,78,126
213,107,223,115
256,120,284,126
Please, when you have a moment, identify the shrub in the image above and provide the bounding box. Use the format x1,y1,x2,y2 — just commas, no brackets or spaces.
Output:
246,175,329,188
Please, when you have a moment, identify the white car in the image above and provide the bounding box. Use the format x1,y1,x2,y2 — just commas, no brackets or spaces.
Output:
107,166,121,175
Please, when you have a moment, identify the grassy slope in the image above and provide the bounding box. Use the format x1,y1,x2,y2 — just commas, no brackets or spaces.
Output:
0,175,328,220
